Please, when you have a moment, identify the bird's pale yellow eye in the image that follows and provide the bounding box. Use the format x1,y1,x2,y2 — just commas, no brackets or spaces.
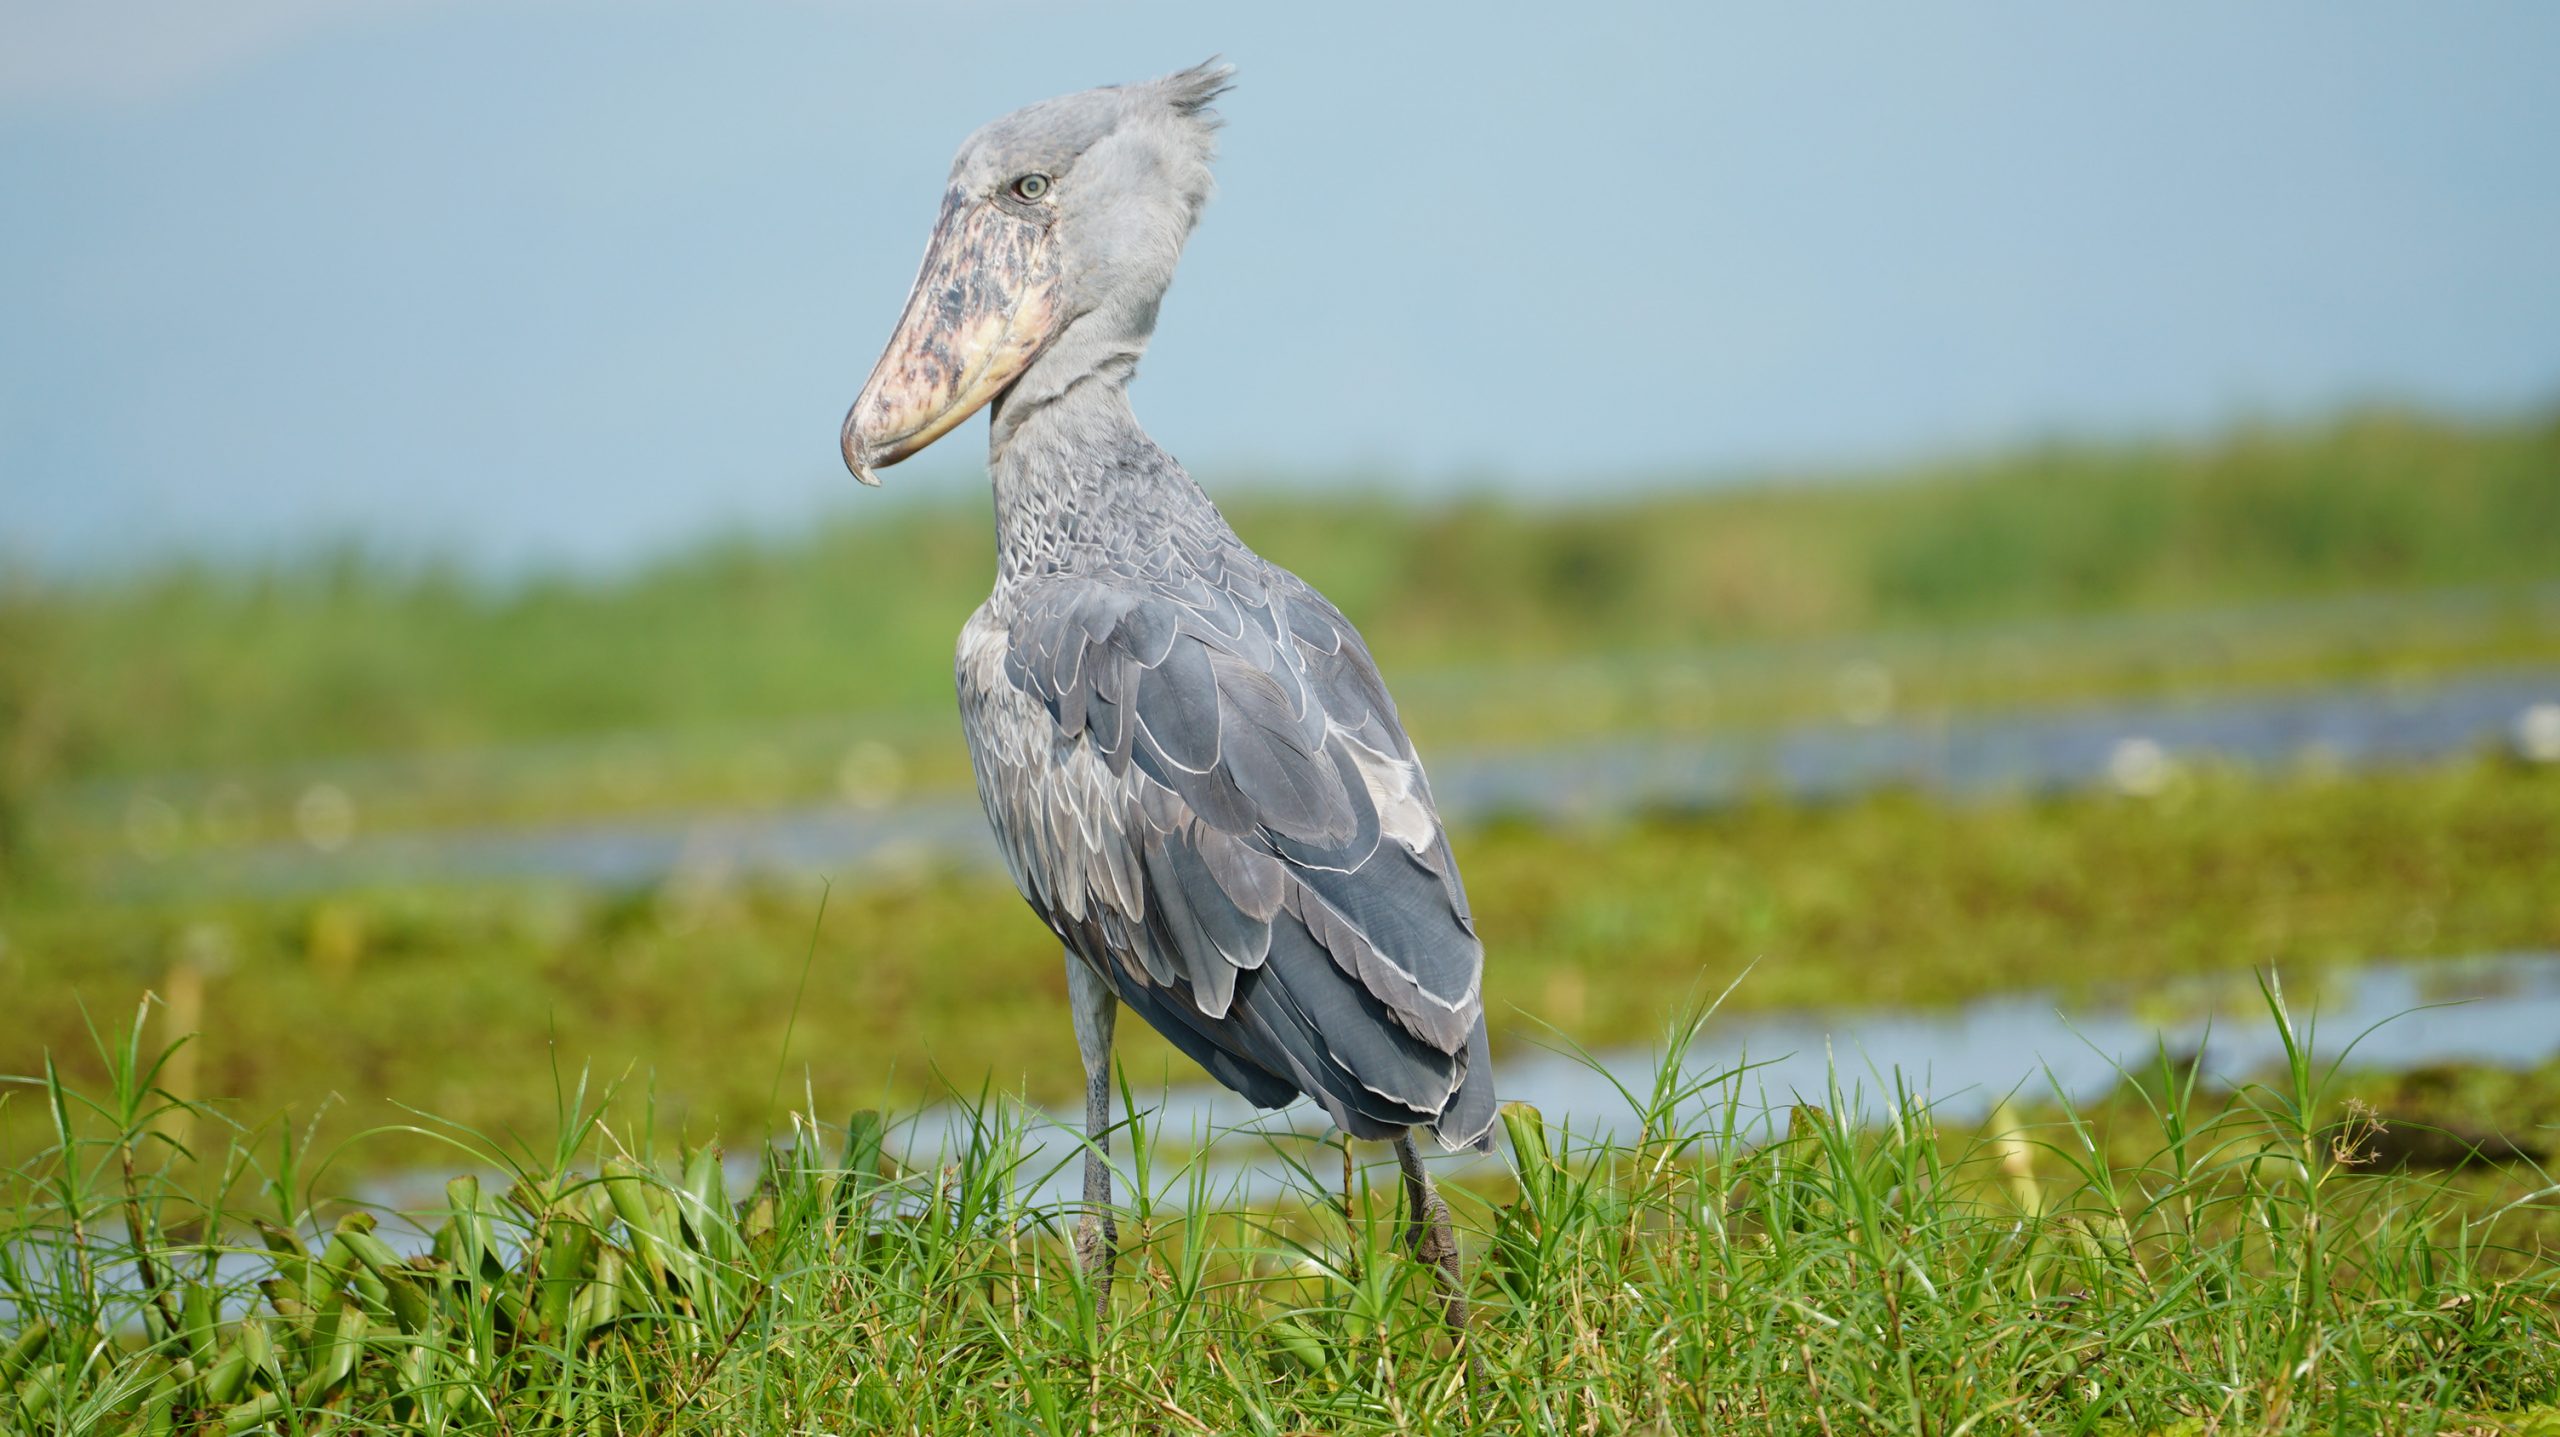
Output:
1010,173,1052,202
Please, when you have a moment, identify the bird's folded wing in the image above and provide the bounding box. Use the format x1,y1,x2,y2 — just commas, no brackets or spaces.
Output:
962,570,1487,1120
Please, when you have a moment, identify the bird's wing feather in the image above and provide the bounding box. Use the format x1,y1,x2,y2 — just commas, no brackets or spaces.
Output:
959,560,1492,1145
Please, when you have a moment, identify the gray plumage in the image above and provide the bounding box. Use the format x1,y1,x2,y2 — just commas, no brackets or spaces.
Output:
845,63,1497,1156
960,420,1496,1148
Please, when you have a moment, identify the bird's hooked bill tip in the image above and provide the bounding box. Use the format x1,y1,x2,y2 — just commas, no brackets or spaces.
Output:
841,414,886,485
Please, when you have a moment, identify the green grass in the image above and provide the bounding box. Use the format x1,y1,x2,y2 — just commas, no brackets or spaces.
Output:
5,983,2557,1433
7,755,2556,1178
4,405,2555,865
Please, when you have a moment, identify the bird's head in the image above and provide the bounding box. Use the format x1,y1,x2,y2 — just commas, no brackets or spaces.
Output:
841,61,1232,484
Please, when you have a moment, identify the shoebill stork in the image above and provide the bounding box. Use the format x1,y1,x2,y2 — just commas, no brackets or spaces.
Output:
839,63,1496,1325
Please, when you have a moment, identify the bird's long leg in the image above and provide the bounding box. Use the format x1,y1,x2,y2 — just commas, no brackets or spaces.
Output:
1063,950,1119,1319
1340,1135,1361,1282
1393,1134,1470,1341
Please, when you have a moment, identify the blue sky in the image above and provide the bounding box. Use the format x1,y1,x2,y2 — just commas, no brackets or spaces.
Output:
3,3,2556,572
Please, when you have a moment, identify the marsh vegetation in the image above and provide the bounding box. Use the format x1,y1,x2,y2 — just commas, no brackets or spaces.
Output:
6,984,2560,1433
5,406,2558,1430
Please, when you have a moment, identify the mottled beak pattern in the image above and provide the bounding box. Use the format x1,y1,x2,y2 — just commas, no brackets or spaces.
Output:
841,187,1063,484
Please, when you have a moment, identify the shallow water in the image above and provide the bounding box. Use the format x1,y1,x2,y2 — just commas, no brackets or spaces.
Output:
315,948,2560,1219
182,665,2560,894
857,947,2560,1212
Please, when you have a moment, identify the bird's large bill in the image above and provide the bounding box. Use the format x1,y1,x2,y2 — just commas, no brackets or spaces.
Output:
841,187,1063,484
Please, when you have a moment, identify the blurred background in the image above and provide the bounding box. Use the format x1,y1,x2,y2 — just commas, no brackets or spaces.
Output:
3,2,2556,1172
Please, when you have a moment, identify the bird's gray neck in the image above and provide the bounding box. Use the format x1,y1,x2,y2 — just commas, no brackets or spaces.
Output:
986,342,1226,586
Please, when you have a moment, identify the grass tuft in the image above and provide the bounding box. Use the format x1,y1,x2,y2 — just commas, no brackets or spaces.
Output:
5,993,2558,1433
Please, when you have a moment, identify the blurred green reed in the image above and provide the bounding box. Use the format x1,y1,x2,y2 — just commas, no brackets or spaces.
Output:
4,405,2553,802
3,981,2556,1433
